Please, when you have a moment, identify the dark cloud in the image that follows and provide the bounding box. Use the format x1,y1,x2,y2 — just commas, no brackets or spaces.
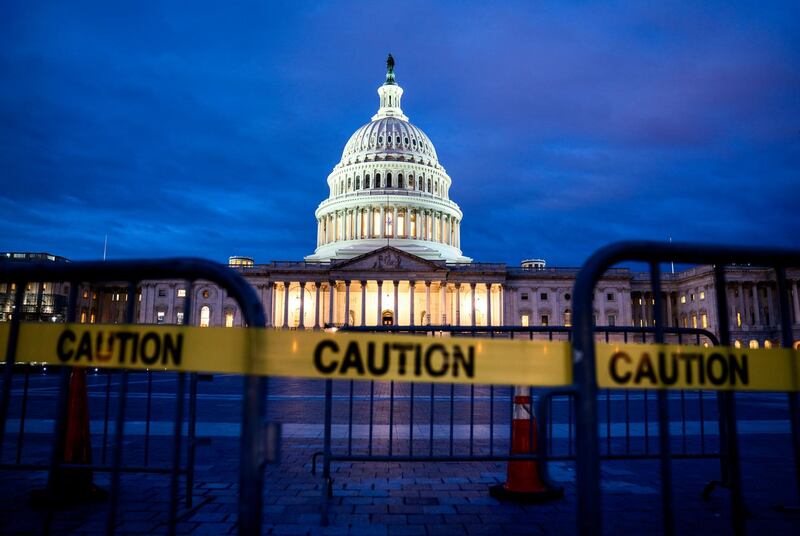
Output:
1,1,798,265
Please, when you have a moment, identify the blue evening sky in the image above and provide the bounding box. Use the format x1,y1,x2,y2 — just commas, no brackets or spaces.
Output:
1,1,798,266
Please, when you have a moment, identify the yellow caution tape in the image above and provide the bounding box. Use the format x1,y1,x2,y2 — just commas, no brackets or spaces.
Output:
595,342,800,392
0,323,572,386
0,323,798,391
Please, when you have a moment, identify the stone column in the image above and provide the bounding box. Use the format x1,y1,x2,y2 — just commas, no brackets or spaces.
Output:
737,283,746,328
344,280,351,326
298,282,306,329
313,282,320,329
664,292,672,327
380,205,385,238
764,284,774,327
470,283,476,326
377,280,383,325
393,206,398,239
440,283,447,324
356,209,362,239
498,284,504,325
328,281,335,326
486,284,493,326
455,283,461,326
792,281,800,324
393,281,399,325
265,282,274,327
283,282,290,329
425,281,431,325
752,284,761,326
360,281,367,326
441,213,447,244
409,281,416,326
368,207,374,238
404,207,410,238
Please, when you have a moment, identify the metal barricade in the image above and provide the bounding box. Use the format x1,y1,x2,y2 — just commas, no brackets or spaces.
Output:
315,324,719,524
0,258,267,535
571,241,800,536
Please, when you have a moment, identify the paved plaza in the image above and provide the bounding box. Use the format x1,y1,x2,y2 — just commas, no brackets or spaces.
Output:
1,372,798,535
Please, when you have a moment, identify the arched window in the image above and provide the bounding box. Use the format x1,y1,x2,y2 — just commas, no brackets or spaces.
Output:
355,177,360,190
408,175,414,189
404,137,409,145
375,173,381,187
734,340,742,348
200,306,210,328
347,177,352,190
365,174,371,188
386,173,393,188
396,135,401,144
427,179,432,192
378,136,383,144
398,174,404,188
563,310,572,327
418,177,423,190
749,339,759,349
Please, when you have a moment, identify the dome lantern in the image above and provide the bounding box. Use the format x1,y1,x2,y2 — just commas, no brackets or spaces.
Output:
373,53,408,122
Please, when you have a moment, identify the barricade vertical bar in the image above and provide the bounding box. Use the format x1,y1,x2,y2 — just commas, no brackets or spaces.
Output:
389,381,395,456
409,382,415,457
43,281,78,535
651,262,674,536
489,385,495,456
107,283,136,535
449,384,455,456
186,372,198,508
15,367,30,463
144,371,153,466
348,380,354,456
168,373,186,536
102,372,111,464
429,384,434,457
369,381,375,456
775,267,800,502
0,283,25,451
321,378,333,526
573,257,602,536
469,384,475,457
713,267,745,536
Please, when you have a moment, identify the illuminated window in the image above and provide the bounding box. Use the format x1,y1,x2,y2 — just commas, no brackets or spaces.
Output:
83,290,89,299
607,314,616,327
680,295,686,304
26,284,32,291
734,340,742,349
202,290,210,299
177,289,186,298
749,339,759,349
200,306,210,328
563,310,572,327
700,291,705,300
736,312,742,327
701,313,708,329
540,314,549,326
80,311,87,323
157,311,166,324
691,314,697,329
225,312,234,327
703,342,709,348
42,283,47,291
176,312,184,325
521,314,529,327
682,316,688,328
764,340,772,349
90,312,96,323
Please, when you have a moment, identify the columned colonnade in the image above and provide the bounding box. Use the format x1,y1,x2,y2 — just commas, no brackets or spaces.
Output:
317,206,461,249
269,279,502,329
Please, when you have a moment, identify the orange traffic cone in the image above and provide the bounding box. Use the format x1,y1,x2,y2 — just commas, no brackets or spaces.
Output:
31,367,107,507
490,386,563,503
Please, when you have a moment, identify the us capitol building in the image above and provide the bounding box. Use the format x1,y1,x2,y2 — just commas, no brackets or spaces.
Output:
2,57,799,349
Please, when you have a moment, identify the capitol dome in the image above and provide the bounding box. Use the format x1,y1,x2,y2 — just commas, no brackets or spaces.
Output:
306,55,470,264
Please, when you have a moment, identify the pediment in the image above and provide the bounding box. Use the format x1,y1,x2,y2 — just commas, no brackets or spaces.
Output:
331,246,446,273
